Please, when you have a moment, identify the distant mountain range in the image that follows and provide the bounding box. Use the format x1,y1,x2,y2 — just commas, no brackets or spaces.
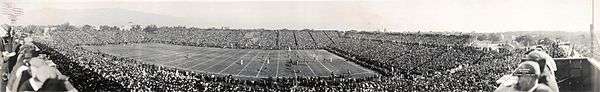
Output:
20,8,191,26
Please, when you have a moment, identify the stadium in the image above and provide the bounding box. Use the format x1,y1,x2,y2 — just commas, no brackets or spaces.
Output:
0,0,599,92
17,26,521,91
6,24,591,91
1,17,599,92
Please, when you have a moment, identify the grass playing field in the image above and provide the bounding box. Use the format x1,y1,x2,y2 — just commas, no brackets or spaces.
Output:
80,43,377,78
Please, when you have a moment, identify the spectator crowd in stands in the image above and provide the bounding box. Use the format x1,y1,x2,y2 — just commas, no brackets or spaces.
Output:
24,24,522,91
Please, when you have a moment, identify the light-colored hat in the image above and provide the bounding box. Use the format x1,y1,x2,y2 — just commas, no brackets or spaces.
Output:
24,37,33,43
29,58,58,83
526,50,551,61
0,27,7,37
515,61,541,76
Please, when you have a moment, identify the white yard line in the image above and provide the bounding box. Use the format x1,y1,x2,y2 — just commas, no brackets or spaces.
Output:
171,49,230,67
218,50,253,73
304,61,318,76
236,52,262,75
123,49,163,58
313,51,334,73
137,44,195,54
318,59,333,73
275,50,280,77
255,51,271,77
88,44,193,61
255,61,267,77
162,48,222,65
291,51,298,77
320,52,343,75
140,48,213,64
128,46,184,59
323,54,341,73
139,48,204,61
201,50,247,71
186,50,236,69
299,50,317,76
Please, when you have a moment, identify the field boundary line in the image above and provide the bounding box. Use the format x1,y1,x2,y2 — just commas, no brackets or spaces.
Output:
344,57,373,73
349,72,376,76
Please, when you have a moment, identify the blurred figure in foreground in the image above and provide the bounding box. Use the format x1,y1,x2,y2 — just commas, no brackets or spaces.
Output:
526,47,559,91
495,61,554,92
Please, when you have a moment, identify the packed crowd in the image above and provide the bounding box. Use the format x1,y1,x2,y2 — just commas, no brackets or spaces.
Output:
327,37,519,91
36,38,391,91
29,25,522,91
0,26,77,91
346,31,472,46
56,26,344,50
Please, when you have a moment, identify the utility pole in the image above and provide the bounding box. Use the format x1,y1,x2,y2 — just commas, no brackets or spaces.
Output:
1,0,23,37
591,0,596,56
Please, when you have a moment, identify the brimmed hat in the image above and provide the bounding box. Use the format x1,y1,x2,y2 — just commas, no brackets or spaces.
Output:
526,50,550,61
29,58,58,83
515,61,541,76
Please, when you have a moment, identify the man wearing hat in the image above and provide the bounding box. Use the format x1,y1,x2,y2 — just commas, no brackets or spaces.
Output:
5,37,40,92
10,37,38,74
0,26,17,82
17,56,58,91
494,61,553,92
525,48,559,92
4,36,22,74
5,56,36,92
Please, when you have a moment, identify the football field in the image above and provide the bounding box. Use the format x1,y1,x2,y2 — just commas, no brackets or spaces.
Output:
80,43,377,78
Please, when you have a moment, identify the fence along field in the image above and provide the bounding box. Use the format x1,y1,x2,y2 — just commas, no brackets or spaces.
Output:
80,43,378,78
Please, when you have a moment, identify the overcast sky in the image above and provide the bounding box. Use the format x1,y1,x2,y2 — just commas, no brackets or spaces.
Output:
3,0,599,32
